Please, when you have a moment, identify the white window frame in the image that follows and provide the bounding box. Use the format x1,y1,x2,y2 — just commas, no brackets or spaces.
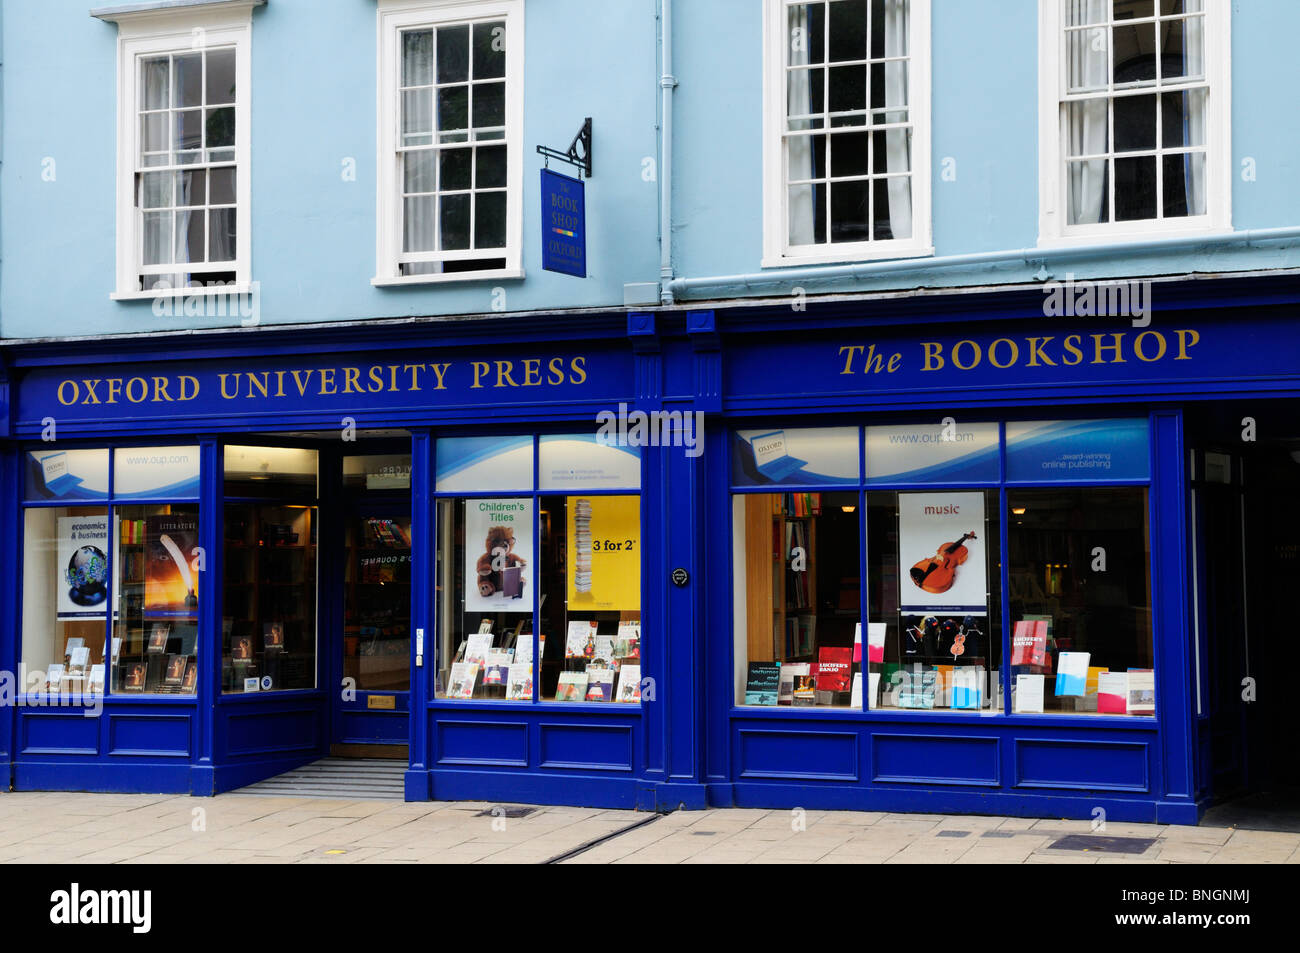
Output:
374,0,525,286
761,0,933,268
103,2,255,300
1037,0,1232,246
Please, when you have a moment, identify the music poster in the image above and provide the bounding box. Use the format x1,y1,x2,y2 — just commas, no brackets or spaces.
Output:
898,492,987,615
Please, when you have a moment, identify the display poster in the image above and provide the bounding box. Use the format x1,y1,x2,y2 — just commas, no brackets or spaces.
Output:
540,434,641,491
144,514,200,620
566,496,640,611
1004,418,1150,482
28,449,110,502
898,491,987,615
864,422,1000,485
436,436,533,493
56,515,110,619
731,427,859,486
464,498,533,614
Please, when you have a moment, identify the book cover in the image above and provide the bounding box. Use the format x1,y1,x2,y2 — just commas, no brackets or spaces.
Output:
555,671,589,702
898,669,938,709
447,662,480,700
1086,666,1109,695
815,647,852,692
68,645,91,674
505,662,533,701
477,619,494,634
777,662,804,705
88,664,105,694
483,650,512,686
182,661,198,693
850,672,862,708
144,513,200,620
1055,651,1090,696
147,623,170,654
1097,672,1128,713
951,666,984,709
464,632,494,669
867,622,886,663
867,671,881,709
616,664,641,703
122,661,147,692
230,634,253,662
1010,619,1048,667
585,666,615,702
744,662,781,706
263,622,285,652
46,663,65,692
1127,669,1155,714
853,623,862,663
792,671,817,706
163,654,186,686
565,620,599,659
1014,673,1045,713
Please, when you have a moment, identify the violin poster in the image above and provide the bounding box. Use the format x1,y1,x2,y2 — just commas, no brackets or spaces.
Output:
898,492,987,614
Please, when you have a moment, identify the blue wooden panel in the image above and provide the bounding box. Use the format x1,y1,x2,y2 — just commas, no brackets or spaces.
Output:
435,719,528,767
539,723,634,772
107,713,191,758
1015,738,1150,792
225,708,320,757
872,733,1000,786
337,708,408,746
19,712,99,755
737,728,858,781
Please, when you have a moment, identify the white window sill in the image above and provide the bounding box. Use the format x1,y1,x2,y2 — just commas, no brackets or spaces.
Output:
761,246,935,269
372,268,525,287
111,283,254,302
1036,224,1234,250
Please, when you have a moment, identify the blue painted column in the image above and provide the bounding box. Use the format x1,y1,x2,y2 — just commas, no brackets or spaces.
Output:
193,438,222,795
0,447,18,781
1151,408,1198,823
406,429,432,800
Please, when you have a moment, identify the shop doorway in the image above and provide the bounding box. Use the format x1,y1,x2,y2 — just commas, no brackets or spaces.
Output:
331,450,414,754
1189,401,1300,830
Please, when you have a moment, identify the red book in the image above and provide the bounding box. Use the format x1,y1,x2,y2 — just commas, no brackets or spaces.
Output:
815,647,852,692
1011,620,1048,667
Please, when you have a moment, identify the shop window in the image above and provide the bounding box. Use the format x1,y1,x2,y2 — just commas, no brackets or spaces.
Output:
539,496,642,703
734,492,862,708
434,497,536,701
1007,487,1154,715
864,490,1002,711
24,448,109,503
21,507,111,696
113,505,201,695
222,447,319,693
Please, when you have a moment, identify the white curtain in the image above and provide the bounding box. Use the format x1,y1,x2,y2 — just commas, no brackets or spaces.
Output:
402,35,440,273
882,0,911,240
1181,0,1206,215
786,5,816,246
1066,0,1110,224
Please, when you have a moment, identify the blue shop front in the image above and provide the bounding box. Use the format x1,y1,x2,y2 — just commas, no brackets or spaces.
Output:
1,279,1295,823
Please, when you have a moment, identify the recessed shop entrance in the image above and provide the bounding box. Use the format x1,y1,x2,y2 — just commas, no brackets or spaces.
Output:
1187,401,1300,830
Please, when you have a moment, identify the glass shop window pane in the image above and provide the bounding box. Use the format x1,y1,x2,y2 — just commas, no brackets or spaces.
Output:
113,446,201,500
863,490,1003,712
732,492,860,709
1007,487,1154,715
25,448,110,502
436,498,535,701
21,507,110,697
540,496,642,704
113,504,200,695
224,445,319,497
344,510,412,692
222,503,318,693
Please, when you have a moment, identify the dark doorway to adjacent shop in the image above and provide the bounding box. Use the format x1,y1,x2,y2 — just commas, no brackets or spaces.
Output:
1187,400,1300,831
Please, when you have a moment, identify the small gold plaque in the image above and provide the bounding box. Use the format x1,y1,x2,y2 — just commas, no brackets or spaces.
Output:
366,695,396,710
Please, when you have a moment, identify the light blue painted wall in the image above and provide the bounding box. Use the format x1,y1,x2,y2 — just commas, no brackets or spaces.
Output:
0,0,661,338
2,0,1298,339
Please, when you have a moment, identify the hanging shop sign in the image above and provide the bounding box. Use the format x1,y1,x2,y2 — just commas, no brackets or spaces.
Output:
541,168,586,278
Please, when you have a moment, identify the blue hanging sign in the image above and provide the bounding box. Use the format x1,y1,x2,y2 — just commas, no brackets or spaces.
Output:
541,168,586,278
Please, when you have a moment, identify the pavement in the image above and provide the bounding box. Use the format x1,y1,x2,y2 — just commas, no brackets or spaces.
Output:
0,791,1297,863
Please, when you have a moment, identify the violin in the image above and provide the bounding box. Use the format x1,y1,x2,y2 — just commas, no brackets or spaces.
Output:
909,532,977,595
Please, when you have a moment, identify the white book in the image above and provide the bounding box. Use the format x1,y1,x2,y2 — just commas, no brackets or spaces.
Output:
68,646,91,672
447,662,479,700
1055,651,1090,696
1014,674,1045,713
505,662,533,701
88,664,105,694
1127,670,1156,714
46,664,65,691
615,664,641,703
867,671,881,709
850,672,863,708
555,671,589,702
464,633,493,668
565,619,598,658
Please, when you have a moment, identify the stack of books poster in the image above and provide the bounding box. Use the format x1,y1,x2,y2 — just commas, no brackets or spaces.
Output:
572,499,592,593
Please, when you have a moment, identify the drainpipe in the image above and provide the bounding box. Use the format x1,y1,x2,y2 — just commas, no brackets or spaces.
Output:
659,0,677,306
667,226,1300,300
